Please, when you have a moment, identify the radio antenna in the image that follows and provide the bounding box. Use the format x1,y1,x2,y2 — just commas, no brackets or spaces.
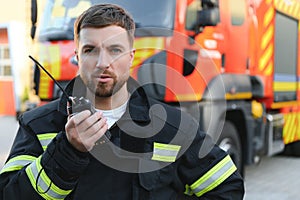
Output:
29,55,72,103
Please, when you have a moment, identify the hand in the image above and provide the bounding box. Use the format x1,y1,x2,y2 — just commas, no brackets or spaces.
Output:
65,110,108,152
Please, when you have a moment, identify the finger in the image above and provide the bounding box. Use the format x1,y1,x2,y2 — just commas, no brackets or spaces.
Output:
67,101,72,116
81,122,108,151
76,111,103,133
71,110,92,125
83,117,107,138
86,123,109,147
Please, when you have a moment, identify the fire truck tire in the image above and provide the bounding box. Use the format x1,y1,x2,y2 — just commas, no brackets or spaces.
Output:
283,141,300,157
217,121,244,177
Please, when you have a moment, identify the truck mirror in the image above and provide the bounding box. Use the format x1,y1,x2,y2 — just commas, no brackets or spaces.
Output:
70,55,78,66
197,8,219,27
30,0,37,39
202,0,219,8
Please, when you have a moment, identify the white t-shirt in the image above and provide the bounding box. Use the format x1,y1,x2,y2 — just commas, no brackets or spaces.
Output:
97,100,128,129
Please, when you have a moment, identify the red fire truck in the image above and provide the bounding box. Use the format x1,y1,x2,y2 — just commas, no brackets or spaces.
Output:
29,0,300,175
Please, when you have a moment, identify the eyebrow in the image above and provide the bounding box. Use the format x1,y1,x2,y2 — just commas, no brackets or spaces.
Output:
81,44,96,49
108,44,126,50
81,43,127,51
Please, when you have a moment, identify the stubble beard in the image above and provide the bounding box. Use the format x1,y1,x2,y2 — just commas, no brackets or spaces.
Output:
87,72,127,98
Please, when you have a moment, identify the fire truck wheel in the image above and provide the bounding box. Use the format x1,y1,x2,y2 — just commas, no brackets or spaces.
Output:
283,141,300,157
217,121,244,177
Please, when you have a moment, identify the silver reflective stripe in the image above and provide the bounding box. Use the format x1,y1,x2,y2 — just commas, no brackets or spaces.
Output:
152,142,181,162
188,155,237,197
37,133,57,151
26,156,72,200
154,148,179,157
0,155,37,174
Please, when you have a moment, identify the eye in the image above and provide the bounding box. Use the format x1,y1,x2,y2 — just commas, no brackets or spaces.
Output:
110,48,122,55
83,48,94,54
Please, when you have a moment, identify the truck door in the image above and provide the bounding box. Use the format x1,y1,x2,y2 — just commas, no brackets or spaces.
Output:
222,0,249,73
273,12,298,102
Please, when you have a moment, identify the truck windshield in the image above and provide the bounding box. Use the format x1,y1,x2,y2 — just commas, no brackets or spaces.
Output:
39,0,176,41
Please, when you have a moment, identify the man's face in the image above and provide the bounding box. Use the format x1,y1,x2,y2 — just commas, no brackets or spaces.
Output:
76,25,134,97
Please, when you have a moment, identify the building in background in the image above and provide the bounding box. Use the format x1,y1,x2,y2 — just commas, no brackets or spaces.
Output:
0,25,14,115
0,0,45,116
0,24,18,115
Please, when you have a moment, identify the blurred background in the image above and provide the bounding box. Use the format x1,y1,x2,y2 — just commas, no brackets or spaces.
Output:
0,0,46,116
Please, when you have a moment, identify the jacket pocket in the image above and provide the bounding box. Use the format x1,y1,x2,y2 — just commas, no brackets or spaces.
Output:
134,164,177,199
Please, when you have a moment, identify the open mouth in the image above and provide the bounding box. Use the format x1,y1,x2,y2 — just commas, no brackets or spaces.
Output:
95,73,113,83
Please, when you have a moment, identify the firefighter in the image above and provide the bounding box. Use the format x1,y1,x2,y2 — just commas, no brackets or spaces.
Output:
0,4,244,199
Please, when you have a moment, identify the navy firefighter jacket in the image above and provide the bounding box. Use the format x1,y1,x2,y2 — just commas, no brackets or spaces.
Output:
0,76,244,199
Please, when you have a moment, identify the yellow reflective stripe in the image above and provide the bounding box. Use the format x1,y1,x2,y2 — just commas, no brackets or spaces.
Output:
153,142,181,151
152,154,178,162
187,155,237,197
274,81,297,92
151,142,181,162
25,156,72,199
37,133,58,151
37,133,57,140
0,155,37,174
225,92,252,100
48,45,61,79
184,184,193,196
175,93,202,101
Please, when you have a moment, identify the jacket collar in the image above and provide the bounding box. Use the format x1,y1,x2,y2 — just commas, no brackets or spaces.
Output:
58,76,151,122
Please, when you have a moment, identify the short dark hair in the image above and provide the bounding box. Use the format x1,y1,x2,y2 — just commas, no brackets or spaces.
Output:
74,4,135,47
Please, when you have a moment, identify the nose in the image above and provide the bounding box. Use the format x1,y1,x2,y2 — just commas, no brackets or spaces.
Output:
96,50,110,70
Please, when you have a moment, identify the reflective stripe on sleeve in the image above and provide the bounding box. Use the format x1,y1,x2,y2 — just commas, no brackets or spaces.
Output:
151,142,181,162
184,155,237,197
0,155,37,174
37,133,57,151
25,156,72,200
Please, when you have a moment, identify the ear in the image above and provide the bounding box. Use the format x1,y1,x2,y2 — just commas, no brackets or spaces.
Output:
129,49,135,64
74,49,79,62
